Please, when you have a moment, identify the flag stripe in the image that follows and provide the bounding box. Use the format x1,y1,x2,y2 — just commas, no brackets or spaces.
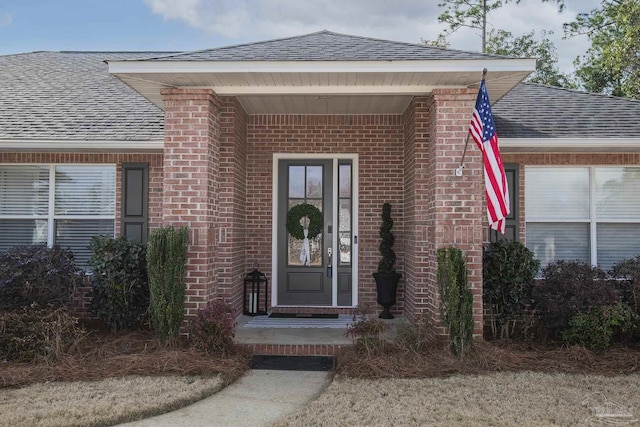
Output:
468,80,510,234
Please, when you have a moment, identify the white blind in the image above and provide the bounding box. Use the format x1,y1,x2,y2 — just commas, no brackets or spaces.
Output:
596,167,640,221
55,166,115,216
525,168,590,220
0,165,49,216
0,219,48,251
54,219,114,268
525,223,590,266
597,223,640,270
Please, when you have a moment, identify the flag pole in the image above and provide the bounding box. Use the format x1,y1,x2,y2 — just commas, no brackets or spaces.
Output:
455,68,488,177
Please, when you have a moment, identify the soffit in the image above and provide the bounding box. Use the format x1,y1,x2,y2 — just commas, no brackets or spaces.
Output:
110,60,534,114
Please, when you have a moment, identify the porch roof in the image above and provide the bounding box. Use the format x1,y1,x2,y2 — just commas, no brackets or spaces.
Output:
108,31,535,115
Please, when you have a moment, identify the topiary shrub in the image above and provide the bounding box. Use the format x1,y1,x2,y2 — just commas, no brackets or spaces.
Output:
188,300,236,355
483,240,540,340
0,245,83,311
611,255,640,315
532,260,618,338
147,226,189,344
88,236,149,332
438,247,473,356
562,303,636,350
0,307,86,362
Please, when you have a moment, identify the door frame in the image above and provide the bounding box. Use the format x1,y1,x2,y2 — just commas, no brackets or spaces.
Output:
271,153,359,308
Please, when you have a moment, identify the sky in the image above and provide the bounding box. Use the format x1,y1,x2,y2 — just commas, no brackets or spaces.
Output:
0,0,602,74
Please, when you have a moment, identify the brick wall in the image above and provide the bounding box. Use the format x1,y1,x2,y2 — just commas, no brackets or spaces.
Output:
217,97,248,313
0,151,163,316
161,88,221,317
425,89,485,337
246,114,405,312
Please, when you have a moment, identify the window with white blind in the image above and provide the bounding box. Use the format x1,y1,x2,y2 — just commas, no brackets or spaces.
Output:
525,166,640,270
0,164,116,269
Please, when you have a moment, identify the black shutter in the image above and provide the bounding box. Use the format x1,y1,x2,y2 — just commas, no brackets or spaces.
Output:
490,163,519,242
121,163,149,244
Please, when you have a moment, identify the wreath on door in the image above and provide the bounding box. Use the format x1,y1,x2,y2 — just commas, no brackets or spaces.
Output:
286,203,323,240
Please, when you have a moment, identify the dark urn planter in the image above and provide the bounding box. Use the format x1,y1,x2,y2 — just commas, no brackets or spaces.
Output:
373,272,401,319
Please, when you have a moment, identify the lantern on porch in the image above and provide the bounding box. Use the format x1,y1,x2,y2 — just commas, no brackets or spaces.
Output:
243,266,268,316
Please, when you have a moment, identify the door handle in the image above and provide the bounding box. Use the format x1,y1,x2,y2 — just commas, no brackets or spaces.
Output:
327,247,333,278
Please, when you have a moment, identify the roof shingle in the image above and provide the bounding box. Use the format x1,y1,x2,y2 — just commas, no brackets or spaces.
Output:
493,83,640,138
141,30,507,62
0,51,165,141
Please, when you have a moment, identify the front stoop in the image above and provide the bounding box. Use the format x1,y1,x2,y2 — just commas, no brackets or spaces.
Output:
234,314,403,356
234,314,352,356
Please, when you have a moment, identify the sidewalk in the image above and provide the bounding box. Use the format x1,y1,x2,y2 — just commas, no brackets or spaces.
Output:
117,369,331,427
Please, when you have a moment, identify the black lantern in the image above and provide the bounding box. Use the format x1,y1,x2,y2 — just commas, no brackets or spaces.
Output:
243,267,268,316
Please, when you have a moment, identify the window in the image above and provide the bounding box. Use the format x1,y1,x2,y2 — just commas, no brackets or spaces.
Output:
0,164,116,269
525,166,640,270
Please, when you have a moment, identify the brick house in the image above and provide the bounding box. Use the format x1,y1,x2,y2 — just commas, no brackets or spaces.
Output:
1,31,639,336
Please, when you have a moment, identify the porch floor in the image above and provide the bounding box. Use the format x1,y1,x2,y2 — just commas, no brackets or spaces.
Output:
234,314,403,356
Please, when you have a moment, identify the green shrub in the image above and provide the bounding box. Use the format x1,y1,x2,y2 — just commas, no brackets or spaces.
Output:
483,240,540,339
188,300,236,355
611,255,640,315
562,303,636,350
147,226,189,344
438,247,473,356
0,307,86,362
533,260,618,338
0,245,83,311
88,236,149,332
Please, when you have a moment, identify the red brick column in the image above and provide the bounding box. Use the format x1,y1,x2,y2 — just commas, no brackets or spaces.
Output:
160,88,221,318
406,89,485,337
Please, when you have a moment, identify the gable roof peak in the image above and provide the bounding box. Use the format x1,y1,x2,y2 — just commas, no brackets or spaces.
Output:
139,29,507,62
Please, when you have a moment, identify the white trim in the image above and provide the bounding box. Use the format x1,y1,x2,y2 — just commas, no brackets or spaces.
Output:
271,153,359,308
109,58,536,75
204,85,464,96
501,138,640,152
0,139,164,153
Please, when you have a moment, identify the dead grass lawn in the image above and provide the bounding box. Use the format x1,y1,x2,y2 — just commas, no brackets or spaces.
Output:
272,372,640,427
0,375,224,427
0,330,251,427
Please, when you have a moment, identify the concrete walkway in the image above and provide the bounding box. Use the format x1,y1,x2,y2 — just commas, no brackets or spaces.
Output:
118,369,331,427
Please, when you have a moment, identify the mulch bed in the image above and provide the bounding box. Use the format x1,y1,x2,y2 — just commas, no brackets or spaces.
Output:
0,330,251,389
336,340,640,379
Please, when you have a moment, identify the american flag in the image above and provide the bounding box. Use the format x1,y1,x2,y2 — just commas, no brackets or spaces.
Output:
469,79,510,234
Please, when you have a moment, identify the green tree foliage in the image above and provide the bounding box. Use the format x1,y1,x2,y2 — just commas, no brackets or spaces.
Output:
485,29,575,88
437,247,474,356
431,0,572,87
436,0,565,52
566,0,640,99
146,226,189,345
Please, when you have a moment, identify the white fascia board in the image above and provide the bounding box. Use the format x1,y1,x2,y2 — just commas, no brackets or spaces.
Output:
0,139,164,152
108,58,536,74
205,85,465,95
501,138,640,151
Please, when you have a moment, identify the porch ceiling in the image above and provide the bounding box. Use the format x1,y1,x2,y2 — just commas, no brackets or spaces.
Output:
109,59,535,114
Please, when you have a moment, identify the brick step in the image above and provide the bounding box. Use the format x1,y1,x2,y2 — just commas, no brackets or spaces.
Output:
238,342,347,356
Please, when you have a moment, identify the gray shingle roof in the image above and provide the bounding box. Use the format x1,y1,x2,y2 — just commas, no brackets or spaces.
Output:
0,51,165,141
3,47,640,143
142,30,506,61
493,83,640,138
